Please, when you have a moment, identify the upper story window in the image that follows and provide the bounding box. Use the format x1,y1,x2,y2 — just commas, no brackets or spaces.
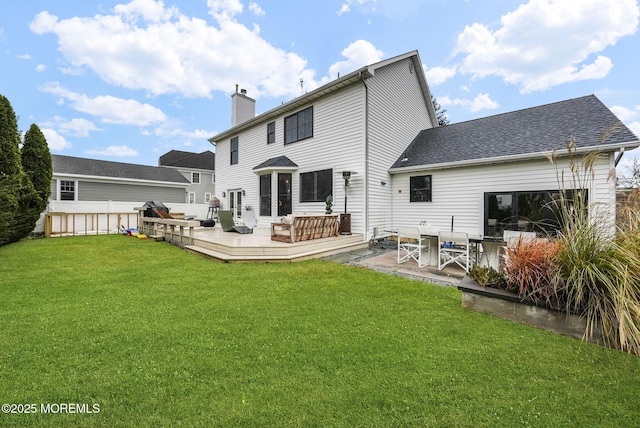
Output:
60,180,75,201
191,172,200,184
300,168,332,202
410,175,432,202
230,137,238,165
284,106,313,145
267,121,275,144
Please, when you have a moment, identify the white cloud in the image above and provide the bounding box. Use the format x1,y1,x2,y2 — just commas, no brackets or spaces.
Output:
40,82,166,126
86,145,139,157
18,54,31,60
29,1,320,99
454,0,639,93
629,121,640,139
327,40,383,80
57,117,102,137
611,105,639,122
35,64,46,72
424,64,457,85
41,128,71,151
30,0,387,101
439,93,500,113
248,2,265,17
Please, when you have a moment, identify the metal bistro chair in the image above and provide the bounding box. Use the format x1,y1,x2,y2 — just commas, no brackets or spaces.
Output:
438,231,470,272
397,227,430,268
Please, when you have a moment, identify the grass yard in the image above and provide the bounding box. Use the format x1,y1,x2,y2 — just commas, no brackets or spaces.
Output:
1,235,639,427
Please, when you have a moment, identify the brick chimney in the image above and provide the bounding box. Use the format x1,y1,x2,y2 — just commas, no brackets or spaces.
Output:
231,84,255,127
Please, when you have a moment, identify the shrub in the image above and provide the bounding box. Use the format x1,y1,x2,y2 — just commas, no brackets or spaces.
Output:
468,265,506,288
504,237,560,305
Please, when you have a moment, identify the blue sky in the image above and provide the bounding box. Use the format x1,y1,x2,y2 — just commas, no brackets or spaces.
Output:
1,0,639,174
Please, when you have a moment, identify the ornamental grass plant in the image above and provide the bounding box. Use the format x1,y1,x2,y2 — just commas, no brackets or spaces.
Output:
548,139,640,355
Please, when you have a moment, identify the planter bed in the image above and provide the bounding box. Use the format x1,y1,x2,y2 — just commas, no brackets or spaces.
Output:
458,276,602,345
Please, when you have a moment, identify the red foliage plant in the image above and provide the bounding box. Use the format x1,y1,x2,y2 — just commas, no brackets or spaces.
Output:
504,237,561,304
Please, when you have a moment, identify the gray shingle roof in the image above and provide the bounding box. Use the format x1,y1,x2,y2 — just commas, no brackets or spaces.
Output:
158,150,215,170
52,155,189,184
391,95,639,170
253,156,299,170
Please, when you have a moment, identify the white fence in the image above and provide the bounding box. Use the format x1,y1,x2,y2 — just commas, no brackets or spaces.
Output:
40,201,211,237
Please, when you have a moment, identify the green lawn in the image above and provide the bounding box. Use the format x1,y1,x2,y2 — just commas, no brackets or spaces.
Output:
1,235,639,427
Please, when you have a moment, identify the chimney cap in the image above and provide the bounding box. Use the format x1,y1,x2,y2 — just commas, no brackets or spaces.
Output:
240,88,247,94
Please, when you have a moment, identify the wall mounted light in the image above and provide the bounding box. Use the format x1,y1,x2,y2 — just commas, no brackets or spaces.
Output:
380,180,387,186
242,189,246,196
222,191,226,198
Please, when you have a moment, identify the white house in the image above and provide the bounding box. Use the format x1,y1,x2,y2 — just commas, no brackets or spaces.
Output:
209,50,639,242
388,95,639,239
209,51,439,237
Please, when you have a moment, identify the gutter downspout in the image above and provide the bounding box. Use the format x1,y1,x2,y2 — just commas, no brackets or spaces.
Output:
360,72,370,241
615,147,625,167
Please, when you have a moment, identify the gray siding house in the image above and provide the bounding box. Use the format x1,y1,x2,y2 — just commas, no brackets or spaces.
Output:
51,155,189,204
158,150,215,204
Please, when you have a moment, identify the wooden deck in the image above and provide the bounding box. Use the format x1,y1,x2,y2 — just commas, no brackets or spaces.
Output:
185,226,368,262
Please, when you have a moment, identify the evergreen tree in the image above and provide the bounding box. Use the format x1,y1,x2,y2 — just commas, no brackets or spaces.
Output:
22,123,52,212
0,94,38,246
431,94,450,126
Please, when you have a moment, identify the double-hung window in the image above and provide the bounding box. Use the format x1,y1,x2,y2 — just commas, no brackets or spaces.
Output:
192,172,200,184
284,106,313,145
230,137,238,165
60,180,75,201
267,121,275,144
300,169,332,202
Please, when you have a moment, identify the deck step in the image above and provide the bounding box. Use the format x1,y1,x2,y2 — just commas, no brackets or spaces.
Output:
185,240,368,262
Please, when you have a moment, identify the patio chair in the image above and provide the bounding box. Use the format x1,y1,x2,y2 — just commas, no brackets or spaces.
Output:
397,227,430,268
218,210,253,234
242,210,257,229
438,231,470,272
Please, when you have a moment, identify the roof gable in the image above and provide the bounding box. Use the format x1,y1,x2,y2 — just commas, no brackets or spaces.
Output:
391,95,639,171
209,50,437,143
52,155,189,184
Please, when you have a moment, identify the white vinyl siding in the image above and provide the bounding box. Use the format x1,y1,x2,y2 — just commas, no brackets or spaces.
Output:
215,84,366,228
390,154,616,237
367,57,434,237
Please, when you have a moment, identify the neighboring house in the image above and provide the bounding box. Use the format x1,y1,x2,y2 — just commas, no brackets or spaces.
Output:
388,95,640,238
209,49,639,241
158,150,216,204
209,50,439,232
50,154,190,207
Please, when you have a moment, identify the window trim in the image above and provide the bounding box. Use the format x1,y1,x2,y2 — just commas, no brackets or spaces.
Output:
284,106,313,145
267,121,275,144
259,174,272,216
204,193,211,203
483,189,587,238
188,192,196,204
230,136,238,165
191,172,200,184
59,180,76,201
409,175,432,202
299,168,332,203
